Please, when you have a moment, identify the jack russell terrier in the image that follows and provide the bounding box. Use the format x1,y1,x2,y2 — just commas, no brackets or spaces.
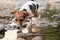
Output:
10,1,40,27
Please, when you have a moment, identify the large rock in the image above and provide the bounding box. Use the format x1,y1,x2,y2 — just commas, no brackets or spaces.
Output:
32,36,42,40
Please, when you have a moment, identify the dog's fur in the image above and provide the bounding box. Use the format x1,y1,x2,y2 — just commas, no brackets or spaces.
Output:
10,1,39,27
10,10,28,26
22,17,40,28
20,1,39,17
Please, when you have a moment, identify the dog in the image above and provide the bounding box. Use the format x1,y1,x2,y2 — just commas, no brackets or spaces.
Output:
10,1,40,27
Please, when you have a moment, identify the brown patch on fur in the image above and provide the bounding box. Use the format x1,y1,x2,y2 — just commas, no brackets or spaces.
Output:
31,8,38,17
29,25,40,33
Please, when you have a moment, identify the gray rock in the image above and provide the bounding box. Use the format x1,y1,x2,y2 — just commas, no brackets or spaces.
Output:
0,24,5,31
17,38,26,40
32,36,42,40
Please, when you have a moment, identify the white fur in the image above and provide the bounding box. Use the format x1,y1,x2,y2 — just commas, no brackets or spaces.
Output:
8,22,19,27
20,1,40,18
8,18,21,28
0,29,18,40
23,17,40,28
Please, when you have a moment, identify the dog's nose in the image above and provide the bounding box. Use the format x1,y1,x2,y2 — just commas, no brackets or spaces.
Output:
17,26,20,29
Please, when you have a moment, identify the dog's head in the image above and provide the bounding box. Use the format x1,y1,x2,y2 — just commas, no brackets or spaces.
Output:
10,10,29,26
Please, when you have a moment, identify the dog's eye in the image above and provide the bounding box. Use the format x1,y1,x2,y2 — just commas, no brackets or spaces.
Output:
15,19,17,21
20,19,24,21
23,16,25,18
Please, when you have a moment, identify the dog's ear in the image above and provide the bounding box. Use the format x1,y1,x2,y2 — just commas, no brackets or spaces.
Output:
23,9,29,16
10,10,18,14
23,11,29,17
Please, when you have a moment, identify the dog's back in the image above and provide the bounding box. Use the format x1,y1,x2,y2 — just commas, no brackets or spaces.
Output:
20,1,39,17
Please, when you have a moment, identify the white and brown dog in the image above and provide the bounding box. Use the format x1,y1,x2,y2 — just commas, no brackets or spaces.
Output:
10,1,40,27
